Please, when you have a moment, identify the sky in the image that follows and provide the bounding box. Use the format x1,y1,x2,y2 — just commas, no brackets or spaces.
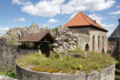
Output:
0,0,120,37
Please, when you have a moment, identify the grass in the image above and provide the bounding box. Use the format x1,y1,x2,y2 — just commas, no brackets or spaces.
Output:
0,69,17,79
114,58,120,80
17,47,114,74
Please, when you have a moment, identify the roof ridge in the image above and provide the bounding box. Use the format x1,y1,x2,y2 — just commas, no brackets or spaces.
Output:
80,11,91,25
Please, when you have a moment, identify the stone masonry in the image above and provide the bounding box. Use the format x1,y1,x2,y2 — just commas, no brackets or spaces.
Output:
53,26,90,52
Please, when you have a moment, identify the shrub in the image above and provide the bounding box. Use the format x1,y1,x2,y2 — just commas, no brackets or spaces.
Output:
0,68,17,79
52,28,56,31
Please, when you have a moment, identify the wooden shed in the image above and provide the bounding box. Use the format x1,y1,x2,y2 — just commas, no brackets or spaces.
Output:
19,32,54,56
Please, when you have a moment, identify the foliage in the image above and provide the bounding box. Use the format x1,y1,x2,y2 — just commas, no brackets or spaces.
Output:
0,68,17,79
50,44,54,49
114,58,120,80
52,28,56,31
17,48,114,74
22,43,35,49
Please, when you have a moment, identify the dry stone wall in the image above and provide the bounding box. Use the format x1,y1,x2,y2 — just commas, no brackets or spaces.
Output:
53,26,90,52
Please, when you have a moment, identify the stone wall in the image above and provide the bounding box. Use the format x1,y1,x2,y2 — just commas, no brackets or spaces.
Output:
69,27,90,35
89,28,107,53
19,49,38,55
4,24,56,43
16,63,115,80
0,38,20,71
108,42,119,58
53,26,90,52
0,38,39,72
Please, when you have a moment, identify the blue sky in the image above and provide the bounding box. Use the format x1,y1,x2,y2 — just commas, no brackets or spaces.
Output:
0,0,120,37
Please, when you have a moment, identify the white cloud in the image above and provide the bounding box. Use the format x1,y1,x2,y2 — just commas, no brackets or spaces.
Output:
109,10,120,15
12,0,21,5
89,13,115,28
89,13,106,24
12,0,32,5
21,0,65,17
47,19,58,23
107,30,113,37
40,24,50,28
116,5,120,8
61,0,116,14
7,20,10,22
0,27,9,36
70,12,78,19
111,16,116,18
12,17,26,22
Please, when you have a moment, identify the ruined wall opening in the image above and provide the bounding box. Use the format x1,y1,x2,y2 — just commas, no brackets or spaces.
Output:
16,33,20,40
85,43,89,51
92,36,95,50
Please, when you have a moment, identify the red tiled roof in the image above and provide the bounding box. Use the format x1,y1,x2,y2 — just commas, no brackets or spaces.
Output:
107,43,111,51
64,11,108,32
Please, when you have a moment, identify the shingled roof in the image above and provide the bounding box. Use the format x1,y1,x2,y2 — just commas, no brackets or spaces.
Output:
109,25,119,38
64,11,107,32
19,33,54,42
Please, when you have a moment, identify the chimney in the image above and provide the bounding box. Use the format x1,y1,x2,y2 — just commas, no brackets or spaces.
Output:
92,20,96,23
118,19,120,25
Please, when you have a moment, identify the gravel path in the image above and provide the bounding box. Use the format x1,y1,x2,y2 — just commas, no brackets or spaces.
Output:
0,75,17,80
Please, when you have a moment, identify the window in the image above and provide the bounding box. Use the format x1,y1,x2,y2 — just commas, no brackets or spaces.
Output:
98,36,100,49
102,37,104,47
93,36,95,50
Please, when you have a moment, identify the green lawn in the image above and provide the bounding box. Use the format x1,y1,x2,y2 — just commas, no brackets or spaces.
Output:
114,58,120,80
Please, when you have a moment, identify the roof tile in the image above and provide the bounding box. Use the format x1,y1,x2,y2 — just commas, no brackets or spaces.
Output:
64,11,107,32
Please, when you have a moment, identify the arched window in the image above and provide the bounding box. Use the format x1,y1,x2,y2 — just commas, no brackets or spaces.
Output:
102,36,104,48
102,48,104,53
16,33,20,40
85,44,89,51
98,36,100,49
93,36,95,50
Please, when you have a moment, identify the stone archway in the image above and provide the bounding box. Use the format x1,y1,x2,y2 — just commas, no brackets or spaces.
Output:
16,33,20,40
85,43,89,51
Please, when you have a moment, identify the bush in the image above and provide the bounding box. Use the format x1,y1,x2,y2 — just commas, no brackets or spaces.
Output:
0,68,17,79
52,28,56,31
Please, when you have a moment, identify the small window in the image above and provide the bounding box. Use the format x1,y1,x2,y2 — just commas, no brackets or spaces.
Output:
93,36,95,50
98,36,100,49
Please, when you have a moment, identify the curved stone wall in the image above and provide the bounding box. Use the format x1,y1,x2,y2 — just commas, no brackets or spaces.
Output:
16,63,115,80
